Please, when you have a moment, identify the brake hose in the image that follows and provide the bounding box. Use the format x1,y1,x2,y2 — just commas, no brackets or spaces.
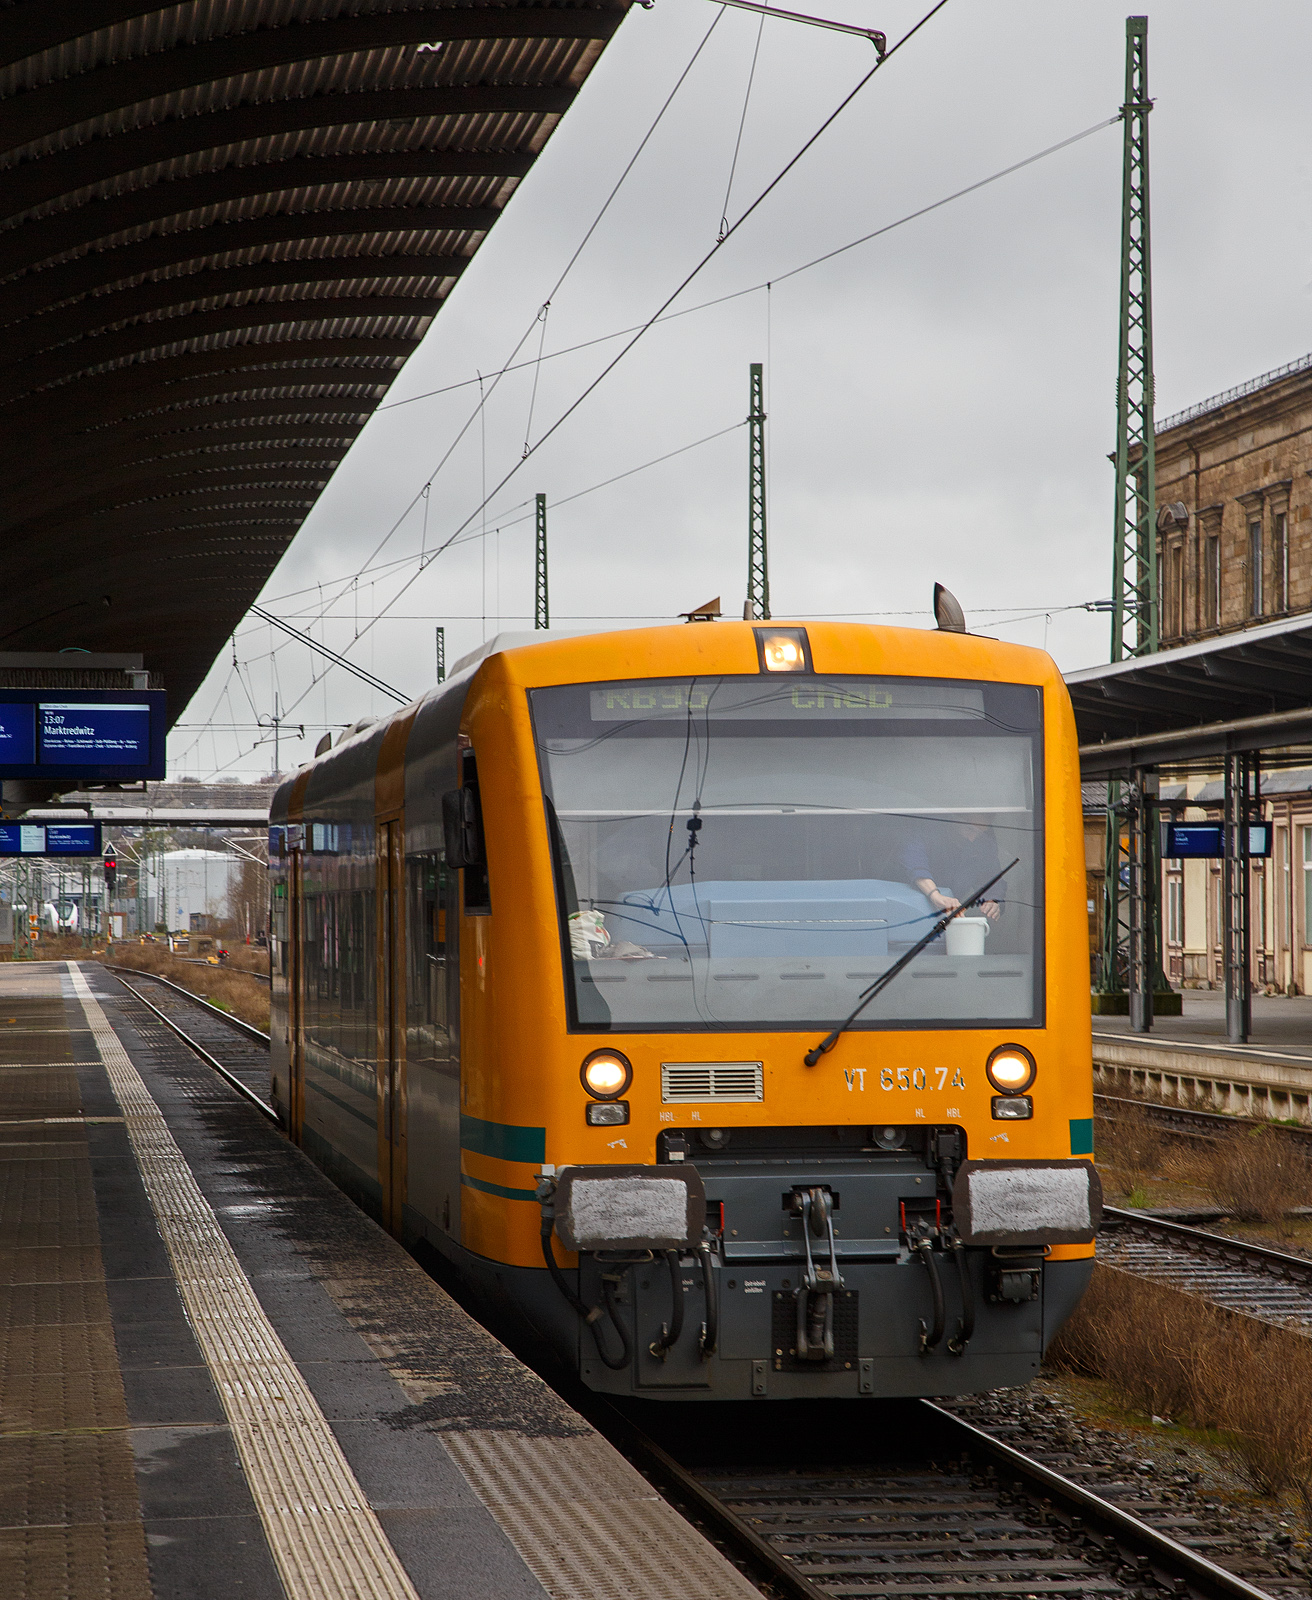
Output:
914,1238,946,1354
539,1215,630,1371
698,1242,719,1356
947,1237,976,1355
648,1250,685,1360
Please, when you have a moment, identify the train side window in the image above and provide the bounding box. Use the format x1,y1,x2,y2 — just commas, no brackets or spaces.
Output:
407,853,450,1040
454,748,491,914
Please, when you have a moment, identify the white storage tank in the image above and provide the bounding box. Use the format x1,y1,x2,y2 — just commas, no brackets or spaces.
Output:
140,848,243,933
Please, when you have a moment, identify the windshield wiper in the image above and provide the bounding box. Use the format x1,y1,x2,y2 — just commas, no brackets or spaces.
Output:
802,858,1019,1068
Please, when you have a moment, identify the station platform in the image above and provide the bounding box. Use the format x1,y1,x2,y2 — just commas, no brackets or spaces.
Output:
0,961,757,1600
1095,990,1312,1060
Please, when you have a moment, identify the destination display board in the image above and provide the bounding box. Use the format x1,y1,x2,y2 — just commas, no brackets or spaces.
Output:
0,690,164,780
1164,822,1272,859
0,822,102,856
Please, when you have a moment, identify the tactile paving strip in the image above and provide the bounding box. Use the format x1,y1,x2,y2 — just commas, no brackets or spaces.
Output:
69,965,421,1600
445,1431,761,1600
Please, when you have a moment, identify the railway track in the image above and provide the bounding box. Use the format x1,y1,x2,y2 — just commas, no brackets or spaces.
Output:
598,1395,1285,1599
87,979,1305,1595
1099,1207,1312,1334
104,965,276,1123
1095,1092,1312,1150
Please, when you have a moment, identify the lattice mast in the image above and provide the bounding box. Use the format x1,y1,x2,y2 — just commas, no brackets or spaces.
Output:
1110,15,1157,660
535,494,549,630
1100,17,1164,1005
745,363,770,621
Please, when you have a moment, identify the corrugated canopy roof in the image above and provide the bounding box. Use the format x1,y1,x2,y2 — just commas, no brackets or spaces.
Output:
1068,613,1312,774
0,0,628,718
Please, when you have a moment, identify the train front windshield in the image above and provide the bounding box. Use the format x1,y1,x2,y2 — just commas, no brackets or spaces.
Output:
531,675,1044,1031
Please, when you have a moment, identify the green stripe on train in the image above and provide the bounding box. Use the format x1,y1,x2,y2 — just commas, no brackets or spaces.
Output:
1069,1116,1094,1156
461,1173,540,1203
459,1113,546,1164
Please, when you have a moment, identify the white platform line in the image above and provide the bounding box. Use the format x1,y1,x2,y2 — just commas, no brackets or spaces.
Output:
68,964,420,1600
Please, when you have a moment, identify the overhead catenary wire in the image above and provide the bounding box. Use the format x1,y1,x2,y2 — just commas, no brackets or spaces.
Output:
719,14,767,241
196,15,731,749
280,0,955,667
228,109,1122,683
246,106,1121,663
187,50,1130,775
378,113,1119,421
288,10,730,639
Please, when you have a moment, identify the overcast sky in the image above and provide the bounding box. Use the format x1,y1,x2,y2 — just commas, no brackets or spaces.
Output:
170,0,1312,781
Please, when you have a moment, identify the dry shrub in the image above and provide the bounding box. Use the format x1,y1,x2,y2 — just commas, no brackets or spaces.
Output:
1051,1264,1312,1519
1203,1127,1312,1226
101,943,270,1032
1094,1102,1167,1195
219,944,271,978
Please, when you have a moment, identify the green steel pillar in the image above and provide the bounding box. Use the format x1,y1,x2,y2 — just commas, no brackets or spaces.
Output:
535,493,549,630
434,626,445,683
1110,15,1157,661
745,363,769,621
1099,17,1161,1005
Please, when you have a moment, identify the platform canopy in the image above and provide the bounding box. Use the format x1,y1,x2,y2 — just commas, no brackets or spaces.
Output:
0,0,628,719
1069,613,1312,775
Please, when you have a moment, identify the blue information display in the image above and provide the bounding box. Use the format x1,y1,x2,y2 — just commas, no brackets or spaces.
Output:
39,702,151,765
0,690,164,781
0,822,101,856
1165,824,1224,858
1164,822,1273,859
0,704,34,764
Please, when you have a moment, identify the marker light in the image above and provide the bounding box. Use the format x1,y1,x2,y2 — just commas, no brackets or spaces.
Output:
756,625,811,676
581,1049,632,1100
586,1100,630,1126
986,1044,1036,1095
992,1095,1033,1120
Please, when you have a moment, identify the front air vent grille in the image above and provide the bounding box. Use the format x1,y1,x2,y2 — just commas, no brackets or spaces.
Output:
660,1061,764,1103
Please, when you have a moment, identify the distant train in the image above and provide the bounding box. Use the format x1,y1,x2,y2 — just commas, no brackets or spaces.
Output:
41,897,78,935
270,620,1099,1400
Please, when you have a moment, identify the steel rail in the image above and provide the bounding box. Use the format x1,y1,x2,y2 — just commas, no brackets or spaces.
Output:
103,965,270,1044
110,973,279,1126
1103,1205,1312,1283
592,1398,836,1600
1095,1090,1312,1148
593,1396,1271,1600
921,1403,1272,1600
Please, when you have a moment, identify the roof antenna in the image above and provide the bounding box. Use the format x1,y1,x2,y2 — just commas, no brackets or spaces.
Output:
933,583,966,634
680,596,722,623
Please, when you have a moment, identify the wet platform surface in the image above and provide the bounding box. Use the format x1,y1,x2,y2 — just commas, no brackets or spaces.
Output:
0,962,756,1600
1096,991,1312,1061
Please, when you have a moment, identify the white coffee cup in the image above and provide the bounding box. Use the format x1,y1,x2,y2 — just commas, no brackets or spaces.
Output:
945,916,990,958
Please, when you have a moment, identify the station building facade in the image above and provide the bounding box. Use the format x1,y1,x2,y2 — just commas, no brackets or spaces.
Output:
1088,352,1312,991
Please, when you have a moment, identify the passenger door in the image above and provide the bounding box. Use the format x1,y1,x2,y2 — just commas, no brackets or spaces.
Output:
286,850,306,1141
376,818,406,1233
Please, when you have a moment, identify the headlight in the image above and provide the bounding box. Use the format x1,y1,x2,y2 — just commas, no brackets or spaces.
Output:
762,634,804,671
754,625,811,673
986,1043,1036,1095
581,1049,632,1100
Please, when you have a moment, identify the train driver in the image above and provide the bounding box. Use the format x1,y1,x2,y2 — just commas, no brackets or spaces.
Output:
901,817,1005,922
